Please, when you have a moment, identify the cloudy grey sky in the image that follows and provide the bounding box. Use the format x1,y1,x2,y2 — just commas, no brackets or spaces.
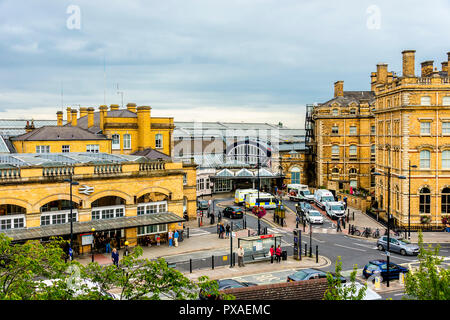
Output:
0,0,449,127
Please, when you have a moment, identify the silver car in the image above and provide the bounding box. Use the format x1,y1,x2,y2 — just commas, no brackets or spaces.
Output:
376,236,419,256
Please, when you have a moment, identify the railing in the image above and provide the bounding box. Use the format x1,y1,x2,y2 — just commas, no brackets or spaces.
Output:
139,162,165,171
94,164,122,174
43,166,74,177
0,168,21,179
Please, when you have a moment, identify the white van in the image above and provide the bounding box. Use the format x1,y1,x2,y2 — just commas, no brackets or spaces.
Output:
287,184,314,202
314,189,335,210
235,189,258,205
245,192,277,209
325,201,346,219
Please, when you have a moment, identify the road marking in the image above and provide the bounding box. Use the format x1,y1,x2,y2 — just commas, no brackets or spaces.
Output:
334,243,366,252
352,242,378,249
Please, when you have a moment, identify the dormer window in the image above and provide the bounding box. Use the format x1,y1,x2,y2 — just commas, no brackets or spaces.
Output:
332,109,339,116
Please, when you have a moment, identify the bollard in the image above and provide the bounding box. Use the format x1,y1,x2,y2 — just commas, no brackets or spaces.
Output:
187,227,190,238
189,259,192,273
212,255,214,270
374,275,381,290
304,243,307,257
248,229,250,237
353,211,355,221
309,245,312,258
315,245,318,263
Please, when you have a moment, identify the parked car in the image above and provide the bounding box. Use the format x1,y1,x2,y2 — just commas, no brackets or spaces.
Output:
197,200,209,210
296,201,312,216
313,189,335,210
305,210,324,224
222,206,244,219
362,260,409,282
287,268,346,283
199,279,257,300
376,236,419,256
324,201,346,220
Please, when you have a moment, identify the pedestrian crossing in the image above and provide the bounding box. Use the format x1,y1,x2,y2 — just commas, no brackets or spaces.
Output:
187,228,212,237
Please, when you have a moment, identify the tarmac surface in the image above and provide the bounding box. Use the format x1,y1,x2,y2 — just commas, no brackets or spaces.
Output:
76,195,449,296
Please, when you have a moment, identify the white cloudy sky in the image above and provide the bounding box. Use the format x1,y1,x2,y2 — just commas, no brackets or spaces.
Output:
0,0,449,127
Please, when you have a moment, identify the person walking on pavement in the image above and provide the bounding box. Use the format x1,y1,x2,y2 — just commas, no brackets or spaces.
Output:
225,224,231,239
341,216,346,230
270,245,275,264
174,230,179,247
111,248,119,267
343,197,348,210
237,245,245,267
275,245,282,263
168,230,173,247
336,217,342,232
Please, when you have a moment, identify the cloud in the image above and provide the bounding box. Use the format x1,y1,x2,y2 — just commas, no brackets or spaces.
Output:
0,0,449,128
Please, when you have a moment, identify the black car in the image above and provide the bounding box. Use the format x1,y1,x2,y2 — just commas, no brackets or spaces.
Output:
222,206,244,219
199,279,257,300
287,268,347,283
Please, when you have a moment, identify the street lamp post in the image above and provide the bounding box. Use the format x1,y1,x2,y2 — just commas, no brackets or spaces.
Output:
257,141,261,236
64,175,79,261
373,167,406,288
408,161,417,240
91,228,95,262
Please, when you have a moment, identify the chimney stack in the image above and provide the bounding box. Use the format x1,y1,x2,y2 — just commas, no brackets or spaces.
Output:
421,60,434,77
57,111,63,126
71,109,78,127
334,81,344,98
99,105,108,132
110,104,120,111
376,64,388,84
447,52,450,73
66,107,72,124
79,107,88,118
87,107,95,128
137,106,152,150
126,103,137,113
402,50,416,77
442,61,448,73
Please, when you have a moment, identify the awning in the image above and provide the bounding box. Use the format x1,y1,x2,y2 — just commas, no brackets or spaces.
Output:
209,175,285,180
1,212,185,242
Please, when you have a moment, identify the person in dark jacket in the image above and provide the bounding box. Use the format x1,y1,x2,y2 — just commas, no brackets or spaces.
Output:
336,218,342,232
111,248,119,267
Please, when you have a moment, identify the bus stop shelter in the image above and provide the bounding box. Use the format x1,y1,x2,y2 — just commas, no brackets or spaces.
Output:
238,233,284,263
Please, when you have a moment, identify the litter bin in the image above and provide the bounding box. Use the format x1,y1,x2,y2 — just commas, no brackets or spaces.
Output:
282,250,287,261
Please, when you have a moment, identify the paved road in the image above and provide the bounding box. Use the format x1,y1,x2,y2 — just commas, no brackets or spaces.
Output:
202,197,450,299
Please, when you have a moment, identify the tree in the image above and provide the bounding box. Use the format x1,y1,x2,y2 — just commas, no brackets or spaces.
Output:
82,245,233,300
403,230,450,300
0,233,232,300
0,234,69,300
323,256,367,300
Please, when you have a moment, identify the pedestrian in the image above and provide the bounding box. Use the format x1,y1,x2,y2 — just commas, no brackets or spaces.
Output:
168,230,173,247
219,223,225,239
269,245,275,264
225,224,230,238
336,217,342,232
111,248,119,267
156,234,161,246
343,197,348,210
275,245,282,263
237,245,245,267
218,211,222,223
446,221,450,233
341,217,346,230
174,230,179,247
123,242,129,257
105,236,111,253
